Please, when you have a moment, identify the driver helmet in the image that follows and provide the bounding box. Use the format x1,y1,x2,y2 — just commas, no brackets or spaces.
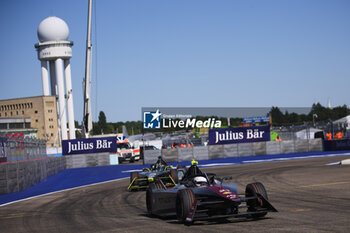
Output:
193,176,207,187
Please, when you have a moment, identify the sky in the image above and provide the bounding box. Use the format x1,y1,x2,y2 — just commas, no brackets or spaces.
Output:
0,0,349,122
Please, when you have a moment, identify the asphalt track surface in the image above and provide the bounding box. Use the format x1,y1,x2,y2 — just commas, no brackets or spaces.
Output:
1,155,350,233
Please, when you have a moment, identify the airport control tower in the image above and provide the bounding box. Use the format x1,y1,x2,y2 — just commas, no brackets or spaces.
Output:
35,16,76,140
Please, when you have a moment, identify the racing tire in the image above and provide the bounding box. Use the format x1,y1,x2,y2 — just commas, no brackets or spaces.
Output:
146,183,155,215
245,182,268,218
176,189,195,223
146,182,163,215
170,169,179,184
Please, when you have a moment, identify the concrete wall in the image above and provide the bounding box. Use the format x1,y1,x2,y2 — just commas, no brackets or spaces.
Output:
223,144,238,158
208,145,224,159
161,149,178,163
0,156,66,194
155,139,323,163
65,153,111,169
193,146,209,160
144,150,162,164
178,148,194,162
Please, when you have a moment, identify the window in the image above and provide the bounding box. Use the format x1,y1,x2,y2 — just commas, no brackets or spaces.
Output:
35,119,38,122
0,123,7,129
35,110,38,114
9,123,24,129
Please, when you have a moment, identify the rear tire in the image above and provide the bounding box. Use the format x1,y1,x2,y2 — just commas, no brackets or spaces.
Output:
245,182,268,218
146,183,155,215
176,189,194,223
146,182,163,215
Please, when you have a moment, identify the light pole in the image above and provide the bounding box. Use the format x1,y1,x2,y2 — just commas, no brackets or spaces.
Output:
313,114,318,127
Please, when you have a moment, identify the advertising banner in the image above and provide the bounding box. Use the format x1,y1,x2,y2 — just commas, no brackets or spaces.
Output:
243,116,270,123
62,137,117,155
208,126,270,145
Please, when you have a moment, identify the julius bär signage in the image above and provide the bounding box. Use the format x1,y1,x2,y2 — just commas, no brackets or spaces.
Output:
208,126,270,145
62,137,117,155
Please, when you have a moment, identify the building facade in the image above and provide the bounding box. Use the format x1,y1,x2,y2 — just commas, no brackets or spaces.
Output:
0,96,59,147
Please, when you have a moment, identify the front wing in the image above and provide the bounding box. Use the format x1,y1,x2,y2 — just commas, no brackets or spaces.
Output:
127,174,177,191
185,193,278,223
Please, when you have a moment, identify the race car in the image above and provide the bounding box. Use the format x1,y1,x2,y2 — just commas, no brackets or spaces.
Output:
146,160,277,225
127,156,187,191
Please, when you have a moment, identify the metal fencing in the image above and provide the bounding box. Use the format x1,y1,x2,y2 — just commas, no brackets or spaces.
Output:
272,120,348,141
0,135,47,163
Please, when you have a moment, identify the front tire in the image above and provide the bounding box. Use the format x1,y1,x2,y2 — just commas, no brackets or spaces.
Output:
176,189,194,223
245,182,268,218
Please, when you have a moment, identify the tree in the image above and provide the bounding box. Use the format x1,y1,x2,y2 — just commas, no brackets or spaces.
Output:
92,111,114,135
269,107,285,125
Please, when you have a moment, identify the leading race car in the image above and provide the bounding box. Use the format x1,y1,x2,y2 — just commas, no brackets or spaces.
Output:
146,160,278,225
128,156,187,191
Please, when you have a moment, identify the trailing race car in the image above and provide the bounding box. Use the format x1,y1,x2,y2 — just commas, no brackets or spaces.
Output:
146,160,277,225
128,156,187,191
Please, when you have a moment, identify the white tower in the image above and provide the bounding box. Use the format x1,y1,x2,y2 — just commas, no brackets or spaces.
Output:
35,16,76,140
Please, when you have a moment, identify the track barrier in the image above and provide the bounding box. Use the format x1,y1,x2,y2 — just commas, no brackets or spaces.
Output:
0,156,66,194
155,138,324,163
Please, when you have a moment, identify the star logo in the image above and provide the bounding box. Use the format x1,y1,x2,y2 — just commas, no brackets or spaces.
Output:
151,109,162,122
143,109,162,129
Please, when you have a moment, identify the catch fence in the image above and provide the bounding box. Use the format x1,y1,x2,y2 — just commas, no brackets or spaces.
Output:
0,135,47,163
